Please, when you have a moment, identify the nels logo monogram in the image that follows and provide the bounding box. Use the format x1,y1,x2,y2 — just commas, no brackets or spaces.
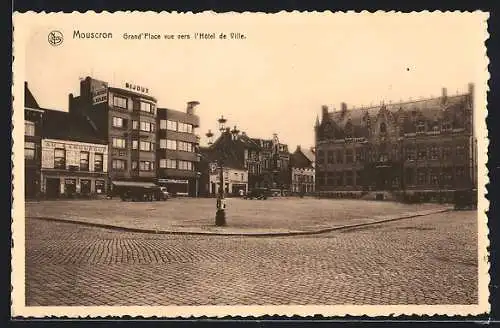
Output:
48,30,64,46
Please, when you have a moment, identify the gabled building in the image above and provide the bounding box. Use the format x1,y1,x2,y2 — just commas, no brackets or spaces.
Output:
40,109,108,198
290,145,315,194
250,134,290,191
24,82,45,198
315,84,477,201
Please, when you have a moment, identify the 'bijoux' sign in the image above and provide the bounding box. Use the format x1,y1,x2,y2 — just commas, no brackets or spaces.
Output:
125,82,149,94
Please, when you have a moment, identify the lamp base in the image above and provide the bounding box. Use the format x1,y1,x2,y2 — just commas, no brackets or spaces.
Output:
215,209,226,226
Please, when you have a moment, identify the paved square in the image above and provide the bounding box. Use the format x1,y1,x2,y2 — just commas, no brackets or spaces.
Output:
25,202,478,306
26,198,449,234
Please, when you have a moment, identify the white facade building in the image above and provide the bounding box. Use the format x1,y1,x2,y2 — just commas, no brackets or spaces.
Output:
40,138,109,197
208,165,248,196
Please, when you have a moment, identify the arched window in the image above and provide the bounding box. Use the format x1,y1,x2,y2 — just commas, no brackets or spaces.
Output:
380,122,387,134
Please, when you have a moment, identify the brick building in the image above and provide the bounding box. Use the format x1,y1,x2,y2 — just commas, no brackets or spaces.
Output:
314,84,477,201
69,77,158,194
24,82,44,198
156,103,201,196
199,126,291,196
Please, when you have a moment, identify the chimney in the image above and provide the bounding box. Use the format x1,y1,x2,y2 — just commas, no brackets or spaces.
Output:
441,87,448,104
187,101,200,115
321,105,329,121
296,145,301,152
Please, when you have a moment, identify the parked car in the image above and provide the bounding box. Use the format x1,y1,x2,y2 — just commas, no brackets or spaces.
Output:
244,188,270,200
158,187,170,200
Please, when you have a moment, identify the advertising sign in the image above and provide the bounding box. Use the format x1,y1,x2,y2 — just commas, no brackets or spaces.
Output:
91,81,108,105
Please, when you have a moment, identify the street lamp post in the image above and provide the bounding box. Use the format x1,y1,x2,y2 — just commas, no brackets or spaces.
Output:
206,116,230,227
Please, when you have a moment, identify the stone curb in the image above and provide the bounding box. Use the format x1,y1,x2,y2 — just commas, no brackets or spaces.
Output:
27,208,452,237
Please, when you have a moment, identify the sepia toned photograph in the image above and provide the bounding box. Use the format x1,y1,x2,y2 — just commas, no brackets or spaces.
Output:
12,11,489,318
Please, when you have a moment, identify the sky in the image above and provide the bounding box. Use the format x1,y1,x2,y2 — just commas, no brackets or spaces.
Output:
21,12,488,149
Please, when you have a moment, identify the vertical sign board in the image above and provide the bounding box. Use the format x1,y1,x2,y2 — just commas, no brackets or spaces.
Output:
91,80,108,105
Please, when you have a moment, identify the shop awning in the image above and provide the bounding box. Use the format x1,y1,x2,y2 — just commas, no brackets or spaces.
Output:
112,181,157,188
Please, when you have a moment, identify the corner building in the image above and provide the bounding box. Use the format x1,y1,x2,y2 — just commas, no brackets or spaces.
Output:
314,84,477,201
69,77,158,194
156,103,200,196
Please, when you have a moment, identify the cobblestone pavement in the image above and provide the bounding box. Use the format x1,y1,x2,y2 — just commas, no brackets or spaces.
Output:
25,210,478,306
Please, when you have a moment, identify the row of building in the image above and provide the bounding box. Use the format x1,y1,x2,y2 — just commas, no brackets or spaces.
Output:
24,76,316,199
24,76,477,201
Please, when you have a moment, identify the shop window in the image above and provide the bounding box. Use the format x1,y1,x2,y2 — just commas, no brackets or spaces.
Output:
94,153,103,172
80,179,91,194
80,151,89,171
25,121,35,136
95,180,105,194
54,148,66,169
24,141,35,160
113,96,127,109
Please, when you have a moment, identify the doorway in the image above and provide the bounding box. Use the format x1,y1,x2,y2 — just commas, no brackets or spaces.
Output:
45,178,60,198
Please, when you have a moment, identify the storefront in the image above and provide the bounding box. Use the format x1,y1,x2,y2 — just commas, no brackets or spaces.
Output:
157,178,190,196
40,138,109,198
41,172,108,198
